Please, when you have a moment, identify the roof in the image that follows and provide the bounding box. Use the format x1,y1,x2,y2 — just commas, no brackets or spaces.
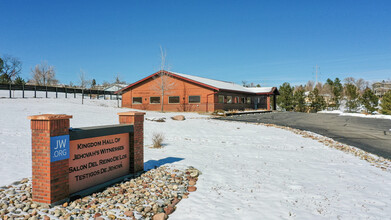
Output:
117,70,279,95
104,84,128,92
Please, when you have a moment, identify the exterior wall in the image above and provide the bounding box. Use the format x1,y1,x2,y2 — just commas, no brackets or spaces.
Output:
373,82,391,97
214,92,271,111
121,74,274,112
214,92,254,111
122,75,216,112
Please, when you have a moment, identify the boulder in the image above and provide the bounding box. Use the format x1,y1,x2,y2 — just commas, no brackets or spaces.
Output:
171,115,185,121
153,213,168,220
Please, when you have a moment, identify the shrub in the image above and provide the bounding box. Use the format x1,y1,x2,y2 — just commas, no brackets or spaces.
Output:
381,91,391,115
212,109,225,116
152,133,164,148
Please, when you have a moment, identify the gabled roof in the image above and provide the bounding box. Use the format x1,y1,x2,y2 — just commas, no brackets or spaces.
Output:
116,70,279,95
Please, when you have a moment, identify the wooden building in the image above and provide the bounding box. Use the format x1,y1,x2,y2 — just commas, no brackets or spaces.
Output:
117,71,279,112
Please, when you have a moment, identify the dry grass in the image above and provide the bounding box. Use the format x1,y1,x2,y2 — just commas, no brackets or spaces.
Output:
152,133,164,148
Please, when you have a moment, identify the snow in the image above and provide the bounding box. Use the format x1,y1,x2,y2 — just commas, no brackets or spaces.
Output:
171,72,274,94
1,98,391,219
318,110,391,120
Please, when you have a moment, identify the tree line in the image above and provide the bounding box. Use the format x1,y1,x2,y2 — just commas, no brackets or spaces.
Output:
277,77,391,115
0,54,126,89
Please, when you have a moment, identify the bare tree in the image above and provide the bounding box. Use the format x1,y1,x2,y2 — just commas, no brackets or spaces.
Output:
151,46,175,112
321,83,332,95
315,82,323,92
305,80,314,91
114,74,126,84
1,55,22,82
344,77,355,85
79,69,91,89
30,61,58,86
355,78,368,94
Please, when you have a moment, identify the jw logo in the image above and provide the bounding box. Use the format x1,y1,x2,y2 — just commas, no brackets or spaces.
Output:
55,139,67,150
50,135,70,162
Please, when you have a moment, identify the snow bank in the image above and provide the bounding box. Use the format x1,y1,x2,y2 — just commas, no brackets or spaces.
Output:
319,110,391,120
0,98,390,219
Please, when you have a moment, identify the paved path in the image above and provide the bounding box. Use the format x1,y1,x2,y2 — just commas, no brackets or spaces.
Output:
217,112,391,159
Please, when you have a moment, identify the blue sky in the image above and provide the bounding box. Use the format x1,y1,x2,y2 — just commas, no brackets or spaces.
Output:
1,0,390,87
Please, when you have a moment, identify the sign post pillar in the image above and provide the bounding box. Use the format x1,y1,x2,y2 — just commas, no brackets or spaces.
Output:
118,111,145,173
28,114,72,205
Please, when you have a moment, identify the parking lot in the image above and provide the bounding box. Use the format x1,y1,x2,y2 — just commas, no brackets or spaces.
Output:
218,112,391,159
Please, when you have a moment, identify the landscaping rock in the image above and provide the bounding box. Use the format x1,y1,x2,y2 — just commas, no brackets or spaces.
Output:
152,213,168,220
0,166,202,220
171,115,186,121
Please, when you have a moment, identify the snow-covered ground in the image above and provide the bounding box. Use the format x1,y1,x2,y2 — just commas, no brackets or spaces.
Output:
0,98,391,219
318,109,391,120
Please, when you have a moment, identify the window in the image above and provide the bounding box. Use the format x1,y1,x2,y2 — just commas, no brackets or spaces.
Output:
132,97,142,104
189,95,201,103
227,96,232,103
241,97,245,104
169,96,180,103
218,95,224,103
150,97,160,104
246,97,251,104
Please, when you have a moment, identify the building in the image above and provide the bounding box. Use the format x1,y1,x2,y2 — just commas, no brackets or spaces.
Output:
117,71,279,112
373,81,391,98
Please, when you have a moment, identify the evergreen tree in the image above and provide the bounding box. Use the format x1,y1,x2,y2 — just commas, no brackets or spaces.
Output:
0,73,11,84
332,78,343,109
360,88,378,114
0,57,3,73
91,79,96,88
345,84,359,112
293,87,306,112
14,76,26,85
380,91,391,115
277,82,294,111
309,88,326,112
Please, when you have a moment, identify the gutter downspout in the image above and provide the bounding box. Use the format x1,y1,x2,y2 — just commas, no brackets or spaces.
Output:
206,91,218,112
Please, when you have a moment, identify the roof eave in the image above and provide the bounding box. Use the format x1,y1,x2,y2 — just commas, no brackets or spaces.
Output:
116,70,220,94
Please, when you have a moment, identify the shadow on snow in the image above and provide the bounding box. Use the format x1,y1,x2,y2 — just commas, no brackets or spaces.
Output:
144,157,184,171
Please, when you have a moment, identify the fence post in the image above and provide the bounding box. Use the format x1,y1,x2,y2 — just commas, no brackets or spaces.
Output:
118,112,145,173
97,90,99,99
104,91,106,100
82,89,84,104
22,84,25,98
65,88,67,98
110,92,112,100
90,90,91,99
74,89,76,98
34,86,37,98
56,87,58,98
46,86,48,98
9,83,12,98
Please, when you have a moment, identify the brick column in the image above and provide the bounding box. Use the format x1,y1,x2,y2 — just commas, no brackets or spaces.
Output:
28,114,72,205
118,111,145,173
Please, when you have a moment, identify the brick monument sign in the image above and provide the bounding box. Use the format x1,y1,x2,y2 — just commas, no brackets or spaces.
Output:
28,111,145,205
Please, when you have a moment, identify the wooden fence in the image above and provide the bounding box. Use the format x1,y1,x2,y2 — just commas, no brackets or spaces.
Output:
0,83,120,100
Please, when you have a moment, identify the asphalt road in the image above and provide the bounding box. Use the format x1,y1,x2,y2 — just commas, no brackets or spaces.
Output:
217,112,391,159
